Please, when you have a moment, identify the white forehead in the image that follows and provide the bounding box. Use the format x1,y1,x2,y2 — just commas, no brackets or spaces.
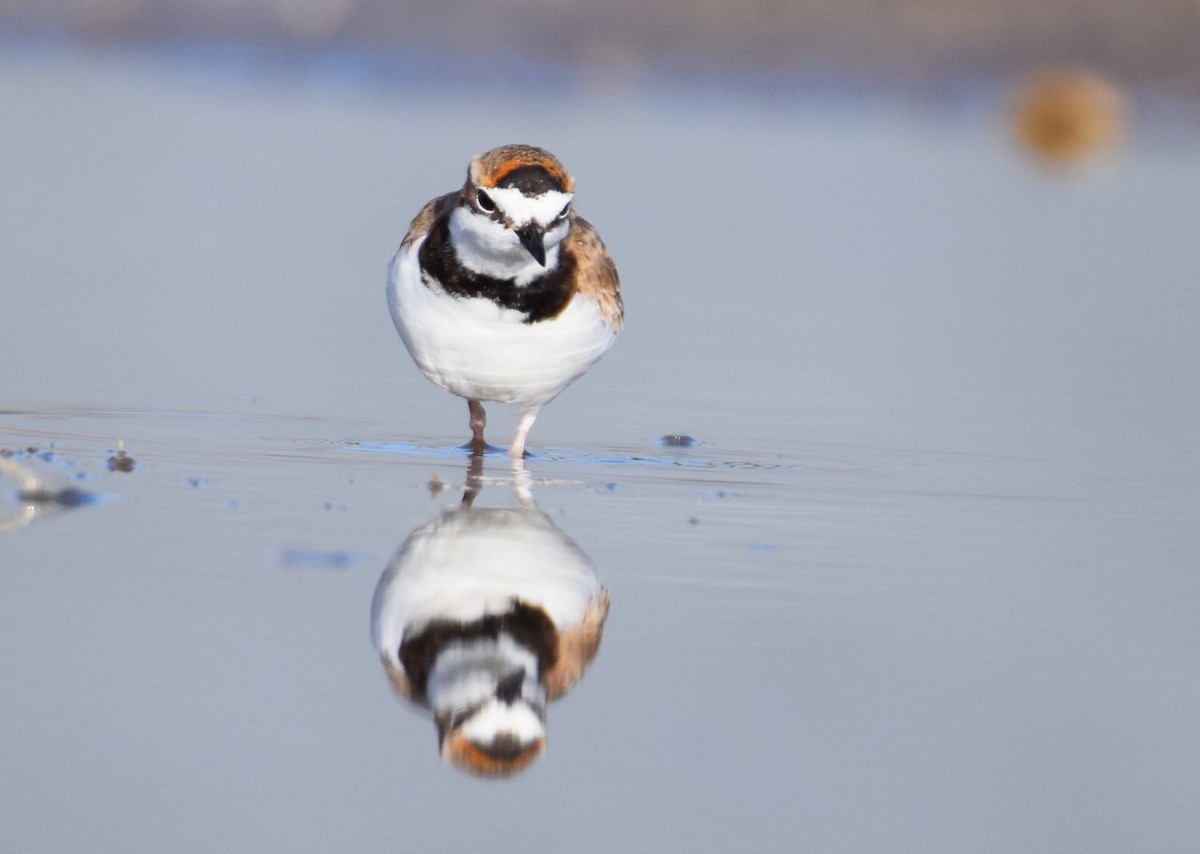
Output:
487,187,572,226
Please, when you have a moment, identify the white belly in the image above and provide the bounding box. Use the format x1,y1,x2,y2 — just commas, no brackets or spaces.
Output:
387,240,617,408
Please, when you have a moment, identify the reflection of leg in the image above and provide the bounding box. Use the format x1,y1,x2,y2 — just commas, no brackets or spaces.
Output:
510,455,534,507
468,399,486,455
461,450,485,509
509,408,540,459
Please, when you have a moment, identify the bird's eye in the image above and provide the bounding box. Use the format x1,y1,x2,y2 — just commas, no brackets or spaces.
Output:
556,201,571,220
476,190,496,212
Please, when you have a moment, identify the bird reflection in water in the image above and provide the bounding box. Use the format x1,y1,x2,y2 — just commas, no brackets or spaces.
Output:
370,455,610,777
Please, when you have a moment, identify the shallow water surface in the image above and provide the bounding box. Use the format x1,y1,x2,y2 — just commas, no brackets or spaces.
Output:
2,49,1199,853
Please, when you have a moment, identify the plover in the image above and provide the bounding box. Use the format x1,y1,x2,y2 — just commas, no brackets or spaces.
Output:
387,144,623,457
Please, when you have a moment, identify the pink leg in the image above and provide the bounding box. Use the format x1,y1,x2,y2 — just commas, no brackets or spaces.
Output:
468,399,487,455
509,408,541,459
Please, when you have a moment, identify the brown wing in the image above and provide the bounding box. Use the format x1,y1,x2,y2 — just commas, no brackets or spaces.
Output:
400,191,459,250
543,588,612,701
564,216,624,331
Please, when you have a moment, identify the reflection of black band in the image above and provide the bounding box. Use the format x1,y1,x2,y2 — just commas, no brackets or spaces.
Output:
398,600,559,701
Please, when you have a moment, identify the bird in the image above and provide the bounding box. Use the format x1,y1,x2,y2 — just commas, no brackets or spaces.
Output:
387,144,623,458
370,462,611,777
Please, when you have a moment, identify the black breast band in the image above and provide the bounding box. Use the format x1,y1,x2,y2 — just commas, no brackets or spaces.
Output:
418,219,575,324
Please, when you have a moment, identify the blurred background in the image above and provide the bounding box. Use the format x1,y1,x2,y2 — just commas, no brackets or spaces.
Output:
3,0,1199,226
5,0,1200,97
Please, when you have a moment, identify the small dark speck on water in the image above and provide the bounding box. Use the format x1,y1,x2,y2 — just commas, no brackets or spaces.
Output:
107,451,136,472
186,477,207,488
280,549,356,570
688,516,700,526
659,434,697,448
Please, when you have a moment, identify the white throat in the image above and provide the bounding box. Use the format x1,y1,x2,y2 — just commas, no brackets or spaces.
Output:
448,191,572,287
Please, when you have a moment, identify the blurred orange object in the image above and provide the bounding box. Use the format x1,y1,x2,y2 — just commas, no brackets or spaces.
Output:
1012,69,1125,162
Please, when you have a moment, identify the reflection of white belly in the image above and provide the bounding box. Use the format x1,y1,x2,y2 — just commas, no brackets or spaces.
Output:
370,507,602,668
387,242,617,407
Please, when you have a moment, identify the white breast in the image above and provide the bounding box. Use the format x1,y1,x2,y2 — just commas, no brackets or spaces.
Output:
387,239,617,408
